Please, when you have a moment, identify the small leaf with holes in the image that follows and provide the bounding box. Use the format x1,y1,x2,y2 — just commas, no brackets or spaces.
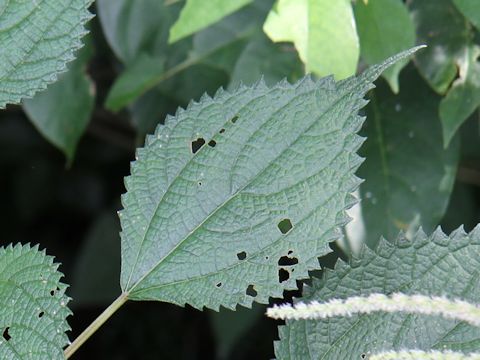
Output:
118,48,422,311
0,244,71,359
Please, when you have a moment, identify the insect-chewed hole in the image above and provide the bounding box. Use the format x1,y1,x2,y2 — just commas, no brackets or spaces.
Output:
277,219,293,234
278,256,298,266
361,354,366,359
216,282,222,288
208,140,216,148
278,268,290,283
191,138,205,154
38,311,44,318
3,327,11,341
231,115,239,124
219,128,225,134
198,181,202,186
246,284,257,297
237,251,247,260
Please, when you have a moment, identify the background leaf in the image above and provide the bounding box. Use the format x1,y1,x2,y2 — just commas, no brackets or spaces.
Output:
229,34,303,87
409,0,471,94
275,227,480,359
22,43,95,164
0,244,71,359
0,0,93,107
440,45,480,146
169,0,253,43
263,0,359,80
357,67,459,248
118,50,418,310
453,0,480,30
354,0,415,93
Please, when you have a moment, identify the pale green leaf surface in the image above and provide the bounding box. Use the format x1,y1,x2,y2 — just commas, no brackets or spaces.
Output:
275,227,480,359
409,0,471,94
119,48,421,310
169,0,253,43
22,45,95,163
0,244,71,359
454,0,480,30
354,0,415,93
105,54,165,112
0,0,93,108
440,45,480,147
263,0,359,80
358,68,459,248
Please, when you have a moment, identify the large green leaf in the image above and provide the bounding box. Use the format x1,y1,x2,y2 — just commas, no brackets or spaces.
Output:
440,45,480,147
118,48,421,310
22,43,95,164
0,0,93,108
409,0,471,94
275,227,480,359
453,0,480,30
263,0,359,80
357,68,460,248
0,244,71,359
354,0,415,93
169,0,253,43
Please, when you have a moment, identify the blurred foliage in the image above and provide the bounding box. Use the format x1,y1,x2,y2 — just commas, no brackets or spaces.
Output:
2,0,480,358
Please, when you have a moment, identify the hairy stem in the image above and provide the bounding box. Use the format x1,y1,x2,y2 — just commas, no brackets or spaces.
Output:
64,293,128,359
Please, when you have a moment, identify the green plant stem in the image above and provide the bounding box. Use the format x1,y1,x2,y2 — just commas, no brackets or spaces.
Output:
64,293,128,359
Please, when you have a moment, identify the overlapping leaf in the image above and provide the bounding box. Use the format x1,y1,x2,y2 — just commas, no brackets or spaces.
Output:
119,48,421,311
0,0,93,107
0,244,71,359
275,227,480,359
169,0,253,43
263,0,359,80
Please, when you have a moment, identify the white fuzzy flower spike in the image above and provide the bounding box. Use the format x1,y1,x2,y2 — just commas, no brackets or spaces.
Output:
266,293,480,327
369,350,480,360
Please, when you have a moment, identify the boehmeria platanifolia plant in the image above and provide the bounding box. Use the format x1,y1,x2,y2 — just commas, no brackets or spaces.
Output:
2,0,480,359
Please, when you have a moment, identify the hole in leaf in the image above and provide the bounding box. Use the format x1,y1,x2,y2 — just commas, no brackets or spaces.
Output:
3,327,10,341
361,354,366,359
38,311,44,318
191,138,205,154
219,128,225,134
278,256,298,266
208,140,216,148
278,219,293,234
246,285,257,297
50,290,55,296
278,268,290,283
287,250,293,255
231,115,239,124
265,256,269,260
237,251,246,260
216,282,222,288
198,182,202,186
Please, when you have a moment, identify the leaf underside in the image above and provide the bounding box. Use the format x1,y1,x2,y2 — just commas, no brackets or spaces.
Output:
0,244,71,360
0,0,92,108
119,48,422,311
275,226,480,359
